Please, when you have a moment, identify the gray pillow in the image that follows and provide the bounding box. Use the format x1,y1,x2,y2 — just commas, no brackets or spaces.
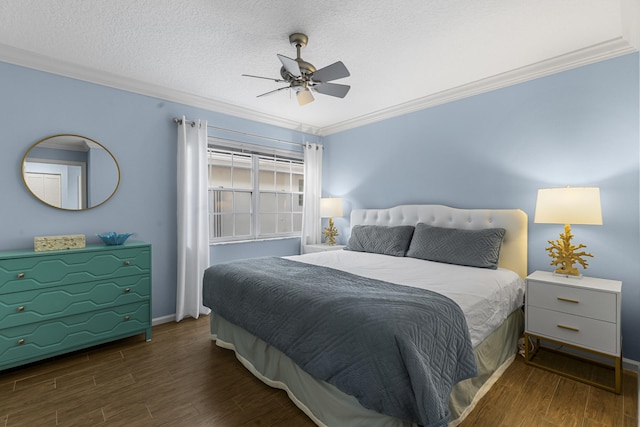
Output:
345,225,415,257
406,223,506,269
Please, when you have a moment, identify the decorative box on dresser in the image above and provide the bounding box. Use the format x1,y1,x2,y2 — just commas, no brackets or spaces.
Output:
524,270,622,393
0,241,152,371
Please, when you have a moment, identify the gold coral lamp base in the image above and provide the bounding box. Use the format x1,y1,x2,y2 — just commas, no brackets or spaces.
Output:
322,217,339,246
546,223,593,277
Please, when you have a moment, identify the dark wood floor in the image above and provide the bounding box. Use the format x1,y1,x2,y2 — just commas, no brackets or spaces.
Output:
0,316,637,426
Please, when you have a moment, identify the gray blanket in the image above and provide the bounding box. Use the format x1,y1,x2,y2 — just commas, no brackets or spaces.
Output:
202,257,477,427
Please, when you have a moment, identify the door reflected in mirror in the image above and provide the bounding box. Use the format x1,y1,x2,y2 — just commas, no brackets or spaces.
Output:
22,134,120,210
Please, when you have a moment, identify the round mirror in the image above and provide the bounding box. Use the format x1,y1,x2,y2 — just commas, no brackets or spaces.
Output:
22,134,120,210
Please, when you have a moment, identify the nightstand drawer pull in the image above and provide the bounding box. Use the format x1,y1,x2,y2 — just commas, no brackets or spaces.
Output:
17,306,25,312
124,316,130,321
557,324,579,332
17,273,25,279
124,261,131,266
557,297,579,304
17,339,25,345
124,288,131,293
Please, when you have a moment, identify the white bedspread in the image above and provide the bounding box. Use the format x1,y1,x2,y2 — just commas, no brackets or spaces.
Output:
285,250,525,347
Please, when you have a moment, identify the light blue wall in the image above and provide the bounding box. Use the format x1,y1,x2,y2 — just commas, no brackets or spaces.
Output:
323,53,640,360
210,238,301,265
0,61,314,320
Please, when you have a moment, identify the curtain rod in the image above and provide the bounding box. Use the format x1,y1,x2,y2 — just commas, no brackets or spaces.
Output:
172,117,307,147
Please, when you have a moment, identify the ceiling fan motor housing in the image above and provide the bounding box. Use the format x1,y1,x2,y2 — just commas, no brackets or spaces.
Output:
297,60,316,76
290,80,307,92
280,62,316,81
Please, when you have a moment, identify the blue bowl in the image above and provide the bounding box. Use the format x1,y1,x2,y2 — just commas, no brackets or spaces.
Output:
97,232,133,246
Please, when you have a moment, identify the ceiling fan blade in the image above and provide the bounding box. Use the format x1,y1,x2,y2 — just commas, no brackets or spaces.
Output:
312,82,350,98
297,88,314,106
277,54,301,77
257,86,290,98
242,74,287,83
311,61,350,83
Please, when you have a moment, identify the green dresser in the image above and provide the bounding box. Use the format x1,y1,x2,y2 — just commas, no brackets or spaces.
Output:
0,241,151,371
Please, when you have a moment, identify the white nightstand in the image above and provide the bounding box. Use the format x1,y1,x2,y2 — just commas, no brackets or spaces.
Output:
524,270,622,393
303,244,346,254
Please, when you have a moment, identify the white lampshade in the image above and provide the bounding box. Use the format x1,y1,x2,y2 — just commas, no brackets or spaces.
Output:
534,187,602,225
297,88,314,106
320,198,343,218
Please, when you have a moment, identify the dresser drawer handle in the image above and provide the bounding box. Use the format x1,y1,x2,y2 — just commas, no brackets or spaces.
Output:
17,273,25,279
124,316,131,321
557,297,579,304
17,306,25,312
557,324,579,332
17,339,25,345
124,288,131,293
124,261,131,266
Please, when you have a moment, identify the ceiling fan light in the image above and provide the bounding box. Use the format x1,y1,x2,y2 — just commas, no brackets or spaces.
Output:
297,88,314,106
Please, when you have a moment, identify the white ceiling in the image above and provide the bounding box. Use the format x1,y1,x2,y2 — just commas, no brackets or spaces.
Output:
0,0,638,135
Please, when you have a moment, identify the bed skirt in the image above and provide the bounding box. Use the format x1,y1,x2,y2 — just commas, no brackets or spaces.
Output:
210,309,524,427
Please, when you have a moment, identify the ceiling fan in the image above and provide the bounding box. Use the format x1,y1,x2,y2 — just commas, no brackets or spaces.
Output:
243,33,351,106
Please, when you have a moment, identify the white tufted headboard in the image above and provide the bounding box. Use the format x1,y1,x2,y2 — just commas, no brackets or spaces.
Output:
350,205,528,278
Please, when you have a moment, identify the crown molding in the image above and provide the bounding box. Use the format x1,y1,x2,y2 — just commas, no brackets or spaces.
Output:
622,0,640,50
0,36,636,138
318,37,637,136
0,43,320,135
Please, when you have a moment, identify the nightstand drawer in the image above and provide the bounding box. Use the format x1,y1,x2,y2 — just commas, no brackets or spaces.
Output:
527,280,617,322
527,306,618,355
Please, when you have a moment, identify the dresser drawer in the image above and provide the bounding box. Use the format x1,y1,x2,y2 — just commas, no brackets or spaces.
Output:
527,279,617,323
527,306,618,355
0,245,150,294
0,275,150,329
0,302,149,367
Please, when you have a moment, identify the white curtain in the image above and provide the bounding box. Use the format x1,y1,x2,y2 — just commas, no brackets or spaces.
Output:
300,143,323,252
176,116,211,321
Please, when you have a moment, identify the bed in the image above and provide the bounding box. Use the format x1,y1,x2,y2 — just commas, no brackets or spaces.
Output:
203,204,527,427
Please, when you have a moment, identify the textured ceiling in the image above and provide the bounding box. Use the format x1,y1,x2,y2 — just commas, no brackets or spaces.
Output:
0,0,637,134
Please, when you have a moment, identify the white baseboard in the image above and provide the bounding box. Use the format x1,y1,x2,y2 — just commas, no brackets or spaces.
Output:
152,314,176,326
152,313,212,326
623,357,640,373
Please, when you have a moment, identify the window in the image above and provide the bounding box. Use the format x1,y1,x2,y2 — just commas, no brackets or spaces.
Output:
207,145,304,243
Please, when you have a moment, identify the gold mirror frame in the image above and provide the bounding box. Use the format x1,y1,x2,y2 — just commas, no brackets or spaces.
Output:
21,134,121,211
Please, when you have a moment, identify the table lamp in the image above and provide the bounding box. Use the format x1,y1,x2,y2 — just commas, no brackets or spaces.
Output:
534,186,602,277
320,197,343,245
